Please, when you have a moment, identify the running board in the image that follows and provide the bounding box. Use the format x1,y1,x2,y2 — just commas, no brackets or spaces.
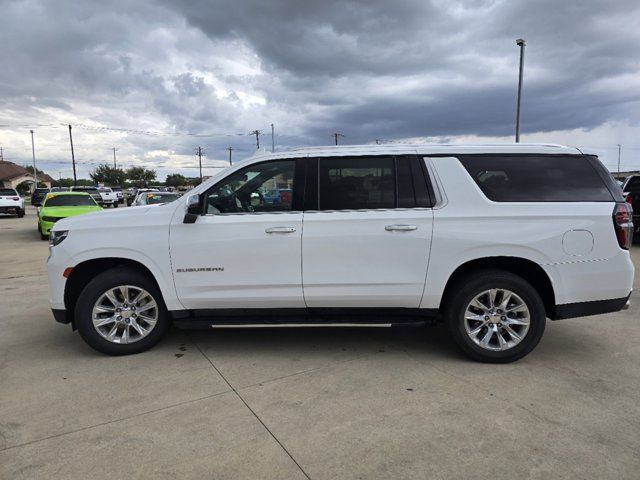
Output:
208,323,396,329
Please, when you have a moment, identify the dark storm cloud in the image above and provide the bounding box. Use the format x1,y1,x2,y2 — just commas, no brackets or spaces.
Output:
164,0,640,141
0,0,639,177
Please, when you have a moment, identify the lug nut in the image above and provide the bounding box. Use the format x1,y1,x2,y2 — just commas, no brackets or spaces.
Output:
117,316,122,320
484,316,490,320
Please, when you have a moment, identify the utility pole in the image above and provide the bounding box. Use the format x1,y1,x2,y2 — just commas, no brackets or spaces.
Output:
30,130,38,190
617,144,622,179
227,147,233,166
271,123,275,152
333,132,344,145
515,38,526,143
375,139,381,145
112,147,117,169
0,145,3,161
68,124,77,186
250,130,261,150
196,146,203,182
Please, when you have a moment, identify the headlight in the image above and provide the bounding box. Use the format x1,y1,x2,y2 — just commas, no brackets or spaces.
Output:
49,230,69,247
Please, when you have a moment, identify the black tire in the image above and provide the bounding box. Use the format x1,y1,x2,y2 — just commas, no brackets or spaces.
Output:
38,224,47,240
444,269,546,363
113,203,118,208
17,208,25,218
75,267,170,355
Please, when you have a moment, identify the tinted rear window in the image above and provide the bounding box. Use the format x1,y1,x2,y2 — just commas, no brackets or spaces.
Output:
458,155,614,202
45,195,97,207
0,188,17,196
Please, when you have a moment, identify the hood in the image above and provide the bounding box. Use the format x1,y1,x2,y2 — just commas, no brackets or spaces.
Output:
53,204,153,231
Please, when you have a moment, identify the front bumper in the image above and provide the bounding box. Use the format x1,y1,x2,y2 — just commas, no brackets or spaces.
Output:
40,220,55,235
52,308,70,324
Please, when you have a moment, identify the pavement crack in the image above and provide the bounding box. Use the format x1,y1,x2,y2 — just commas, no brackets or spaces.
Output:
188,333,312,480
0,390,232,453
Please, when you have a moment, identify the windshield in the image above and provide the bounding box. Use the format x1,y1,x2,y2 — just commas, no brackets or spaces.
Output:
99,188,112,193
0,188,18,196
44,195,97,207
147,193,180,204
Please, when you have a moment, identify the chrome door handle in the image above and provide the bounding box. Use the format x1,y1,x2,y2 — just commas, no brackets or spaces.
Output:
385,224,418,231
265,226,296,234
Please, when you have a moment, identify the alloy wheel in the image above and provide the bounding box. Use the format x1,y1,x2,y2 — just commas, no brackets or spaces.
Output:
463,288,530,351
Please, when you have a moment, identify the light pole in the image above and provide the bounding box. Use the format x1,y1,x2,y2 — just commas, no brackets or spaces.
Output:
30,129,38,191
515,38,526,143
68,124,77,186
617,144,622,178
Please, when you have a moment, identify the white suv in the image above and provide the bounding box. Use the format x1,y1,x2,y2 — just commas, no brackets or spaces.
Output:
47,144,635,362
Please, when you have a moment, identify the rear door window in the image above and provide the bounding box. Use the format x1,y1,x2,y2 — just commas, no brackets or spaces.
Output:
317,156,433,211
457,155,614,202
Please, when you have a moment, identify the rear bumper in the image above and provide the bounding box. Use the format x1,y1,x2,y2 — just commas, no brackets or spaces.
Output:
0,205,21,213
551,293,631,320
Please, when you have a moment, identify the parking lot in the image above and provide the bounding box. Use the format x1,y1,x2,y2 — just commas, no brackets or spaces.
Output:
1,206,639,479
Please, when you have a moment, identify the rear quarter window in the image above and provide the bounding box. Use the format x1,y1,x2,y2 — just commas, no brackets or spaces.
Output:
457,155,614,202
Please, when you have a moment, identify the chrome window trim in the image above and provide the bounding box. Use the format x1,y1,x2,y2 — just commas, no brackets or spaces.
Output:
422,157,448,210
203,210,302,217
304,207,432,214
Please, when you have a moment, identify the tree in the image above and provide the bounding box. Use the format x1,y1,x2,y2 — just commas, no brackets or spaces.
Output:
24,165,46,175
89,164,127,186
126,167,156,187
165,174,187,188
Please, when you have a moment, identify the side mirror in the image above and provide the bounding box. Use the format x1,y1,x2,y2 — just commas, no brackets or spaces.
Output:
183,194,201,224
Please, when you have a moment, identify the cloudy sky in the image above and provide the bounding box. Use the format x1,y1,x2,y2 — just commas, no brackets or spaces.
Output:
1,0,639,181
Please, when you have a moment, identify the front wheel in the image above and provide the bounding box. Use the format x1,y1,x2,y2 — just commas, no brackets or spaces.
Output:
444,270,546,363
75,268,170,355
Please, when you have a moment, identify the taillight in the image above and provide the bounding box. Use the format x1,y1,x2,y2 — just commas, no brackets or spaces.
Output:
625,194,634,207
11,197,19,201
613,202,634,250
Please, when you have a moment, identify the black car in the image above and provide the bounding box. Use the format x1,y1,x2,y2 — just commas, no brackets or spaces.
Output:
622,175,640,241
31,188,50,207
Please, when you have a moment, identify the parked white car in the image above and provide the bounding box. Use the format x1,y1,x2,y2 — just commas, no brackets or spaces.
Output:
47,144,634,362
98,187,119,208
0,188,25,217
132,191,180,206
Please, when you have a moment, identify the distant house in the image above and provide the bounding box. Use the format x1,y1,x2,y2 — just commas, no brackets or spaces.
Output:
0,160,54,191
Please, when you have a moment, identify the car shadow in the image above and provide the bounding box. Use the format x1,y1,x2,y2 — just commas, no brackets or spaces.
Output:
169,323,467,362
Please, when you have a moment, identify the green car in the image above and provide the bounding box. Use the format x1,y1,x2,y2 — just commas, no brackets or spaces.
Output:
38,192,102,240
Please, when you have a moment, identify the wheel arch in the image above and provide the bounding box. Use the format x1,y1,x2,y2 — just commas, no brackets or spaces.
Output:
64,257,165,328
439,256,557,318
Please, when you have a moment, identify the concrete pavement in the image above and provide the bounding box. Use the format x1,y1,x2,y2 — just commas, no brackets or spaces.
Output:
1,206,639,479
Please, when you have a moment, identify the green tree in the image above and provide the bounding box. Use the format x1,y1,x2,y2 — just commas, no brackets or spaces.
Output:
126,166,156,187
165,174,187,188
24,165,46,176
89,164,127,186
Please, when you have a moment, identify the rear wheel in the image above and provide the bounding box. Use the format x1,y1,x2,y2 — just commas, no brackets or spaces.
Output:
444,270,546,363
17,208,25,218
75,268,170,355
